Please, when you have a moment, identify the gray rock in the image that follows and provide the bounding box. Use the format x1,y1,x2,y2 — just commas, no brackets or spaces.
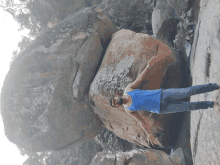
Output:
1,1,198,164
152,0,180,45
186,36,191,41
90,147,185,165
95,129,133,153
188,30,194,34
167,0,191,12
99,0,155,34
172,111,193,165
190,0,220,164
1,6,119,152
21,139,103,165
49,140,102,165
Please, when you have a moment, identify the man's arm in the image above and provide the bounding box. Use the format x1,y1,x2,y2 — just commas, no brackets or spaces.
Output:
124,108,151,137
128,54,174,89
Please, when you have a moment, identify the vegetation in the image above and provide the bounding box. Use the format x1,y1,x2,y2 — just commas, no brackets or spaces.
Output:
0,0,102,55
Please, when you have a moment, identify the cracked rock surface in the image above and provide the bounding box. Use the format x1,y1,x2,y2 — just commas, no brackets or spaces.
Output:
90,147,185,165
90,29,189,151
3,0,220,164
99,0,155,34
190,0,220,164
1,6,118,152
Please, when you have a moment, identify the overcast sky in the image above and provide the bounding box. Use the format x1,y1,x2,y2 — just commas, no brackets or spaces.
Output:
0,8,28,165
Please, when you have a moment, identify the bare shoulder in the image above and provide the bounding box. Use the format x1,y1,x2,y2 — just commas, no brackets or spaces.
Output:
124,85,134,93
123,86,134,109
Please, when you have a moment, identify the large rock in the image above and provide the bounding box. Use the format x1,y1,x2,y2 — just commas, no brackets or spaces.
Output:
190,0,220,164
21,139,103,165
0,7,119,152
49,0,103,21
167,0,191,12
90,148,185,165
90,29,190,150
95,129,134,153
99,0,155,34
152,0,180,45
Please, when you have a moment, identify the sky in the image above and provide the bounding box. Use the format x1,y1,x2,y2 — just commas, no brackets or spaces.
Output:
0,8,28,165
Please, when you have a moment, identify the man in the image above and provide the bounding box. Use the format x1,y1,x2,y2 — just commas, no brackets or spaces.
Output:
109,55,220,114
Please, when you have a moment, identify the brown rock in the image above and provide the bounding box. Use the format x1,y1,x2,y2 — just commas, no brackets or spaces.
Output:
0,7,119,152
90,29,189,149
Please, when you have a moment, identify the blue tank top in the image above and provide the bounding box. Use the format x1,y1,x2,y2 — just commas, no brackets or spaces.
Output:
125,89,162,113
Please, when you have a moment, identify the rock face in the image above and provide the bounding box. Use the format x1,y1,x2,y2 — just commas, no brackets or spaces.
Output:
21,139,103,165
1,7,118,152
100,0,155,34
90,147,185,165
1,1,204,164
152,0,180,45
95,129,134,153
167,0,191,12
90,29,190,150
46,140,103,165
190,0,220,164
52,0,103,21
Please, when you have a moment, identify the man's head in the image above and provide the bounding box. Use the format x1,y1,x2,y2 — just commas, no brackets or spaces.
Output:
109,95,123,108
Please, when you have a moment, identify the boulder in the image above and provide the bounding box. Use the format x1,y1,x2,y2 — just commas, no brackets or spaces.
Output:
0,6,119,152
95,129,134,153
189,0,220,164
52,0,103,20
90,29,190,150
99,0,155,34
167,0,191,12
21,139,103,165
49,140,103,165
90,148,185,165
152,0,179,45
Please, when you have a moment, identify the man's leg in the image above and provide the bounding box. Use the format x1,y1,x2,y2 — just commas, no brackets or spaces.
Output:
161,83,219,103
159,101,214,114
